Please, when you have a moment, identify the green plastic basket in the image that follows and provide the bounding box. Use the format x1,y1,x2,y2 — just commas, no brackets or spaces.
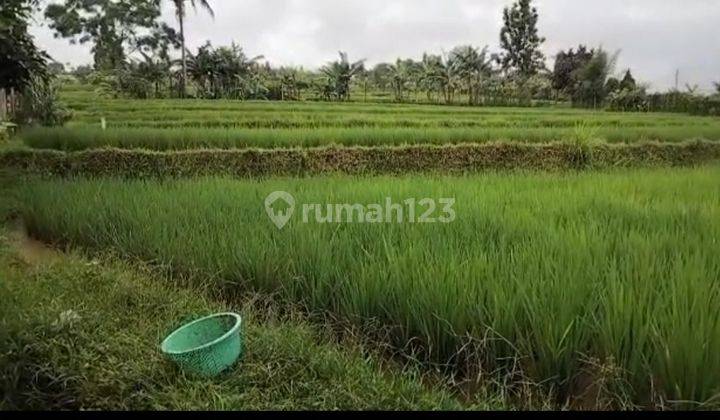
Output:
161,312,243,377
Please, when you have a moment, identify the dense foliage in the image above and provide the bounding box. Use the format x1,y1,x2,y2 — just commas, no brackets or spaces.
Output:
44,0,178,71
1,0,69,126
15,77,71,126
498,0,546,77
0,0,49,90
35,0,717,114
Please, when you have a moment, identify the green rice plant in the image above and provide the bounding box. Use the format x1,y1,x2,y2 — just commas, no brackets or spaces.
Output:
19,124,720,151
566,122,602,168
23,93,720,152
63,109,706,130
12,166,720,407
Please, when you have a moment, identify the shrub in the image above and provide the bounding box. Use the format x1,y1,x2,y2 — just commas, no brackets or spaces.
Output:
646,92,720,116
0,122,18,142
606,88,649,112
16,77,71,126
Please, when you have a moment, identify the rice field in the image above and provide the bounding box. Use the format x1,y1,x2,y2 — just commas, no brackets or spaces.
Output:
18,86,720,151
22,124,720,151
5,83,720,409
13,166,720,407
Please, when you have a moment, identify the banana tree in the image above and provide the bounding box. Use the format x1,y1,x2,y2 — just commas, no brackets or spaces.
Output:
137,52,171,97
448,45,493,105
185,42,217,98
186,42,263,99
320,52,365,101
418,53,445,102
388,60,408,102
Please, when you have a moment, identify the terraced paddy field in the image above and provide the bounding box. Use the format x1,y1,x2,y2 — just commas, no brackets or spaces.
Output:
16,85,720,151
3,84,720,410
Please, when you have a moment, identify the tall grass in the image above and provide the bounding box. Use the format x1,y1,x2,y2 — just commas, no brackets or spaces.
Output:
13,166,720,407
66,109,707,129
21,124,720,151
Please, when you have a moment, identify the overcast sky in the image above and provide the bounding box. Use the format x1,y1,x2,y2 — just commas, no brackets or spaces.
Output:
30,0,720,92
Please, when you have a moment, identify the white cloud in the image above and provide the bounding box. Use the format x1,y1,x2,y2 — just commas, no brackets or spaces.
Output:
30,0,720,91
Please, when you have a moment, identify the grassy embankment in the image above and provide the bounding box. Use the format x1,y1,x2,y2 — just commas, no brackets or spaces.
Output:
0,226,491,410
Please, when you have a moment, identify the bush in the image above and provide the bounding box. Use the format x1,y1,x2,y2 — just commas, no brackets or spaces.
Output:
0,122,18,142
606,88,649,112
16,77,71,126
646,92,720,116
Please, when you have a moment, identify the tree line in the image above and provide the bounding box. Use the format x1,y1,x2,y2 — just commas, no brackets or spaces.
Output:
3,0,720,125
46,0,557,105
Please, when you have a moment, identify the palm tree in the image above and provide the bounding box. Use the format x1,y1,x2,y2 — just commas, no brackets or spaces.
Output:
320,52,365,101
418,53,444,102
186,42,264,99
685,83,699,95
137,52,171,98
186,42,217,98
448,45,492,105
438,53,459,104
171,0,215,98
278,68,306,101
387,59,413,102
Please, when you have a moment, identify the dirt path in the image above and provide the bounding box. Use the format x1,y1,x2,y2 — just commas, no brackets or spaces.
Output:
5,219,60,266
